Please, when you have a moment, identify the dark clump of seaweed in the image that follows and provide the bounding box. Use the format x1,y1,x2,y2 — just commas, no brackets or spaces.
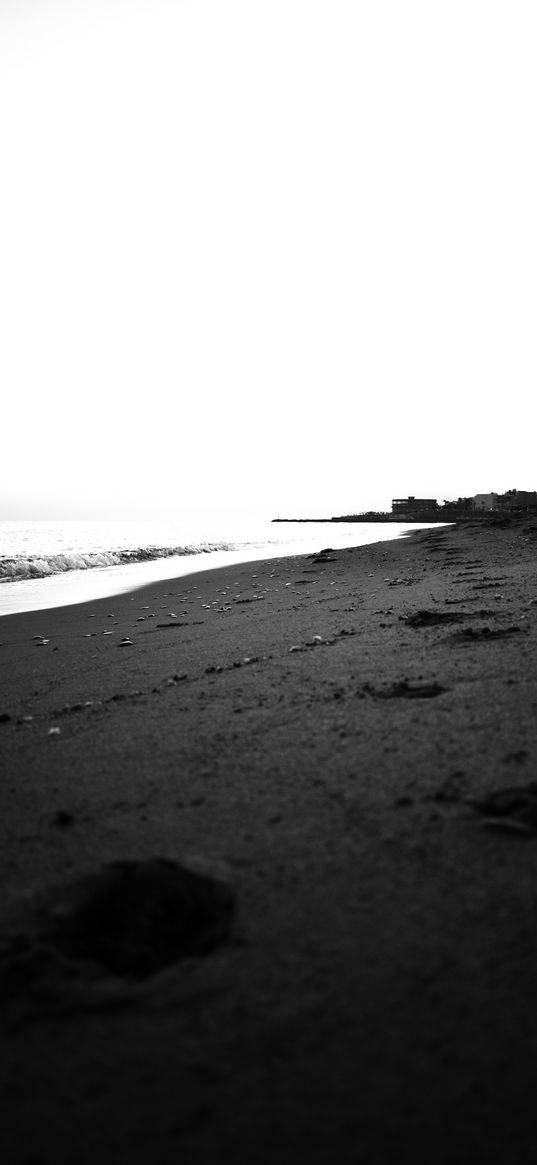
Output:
402,609,468,628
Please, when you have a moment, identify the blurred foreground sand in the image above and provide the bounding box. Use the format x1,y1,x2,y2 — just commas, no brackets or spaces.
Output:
2,518,537,1164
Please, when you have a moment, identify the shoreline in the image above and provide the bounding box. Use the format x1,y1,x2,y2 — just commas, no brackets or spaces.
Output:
0,521,431,617
2,516,537,1163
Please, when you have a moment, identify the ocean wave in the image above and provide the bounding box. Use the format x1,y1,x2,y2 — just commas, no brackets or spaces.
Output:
0,542,242,582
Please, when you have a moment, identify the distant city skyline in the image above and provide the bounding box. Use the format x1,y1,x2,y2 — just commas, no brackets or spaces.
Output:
1,0,536,523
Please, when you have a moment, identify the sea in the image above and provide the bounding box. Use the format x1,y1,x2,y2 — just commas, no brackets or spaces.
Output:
0,516,436,617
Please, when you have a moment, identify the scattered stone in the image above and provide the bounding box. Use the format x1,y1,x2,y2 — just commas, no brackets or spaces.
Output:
118,639,133,647
48,727,61,736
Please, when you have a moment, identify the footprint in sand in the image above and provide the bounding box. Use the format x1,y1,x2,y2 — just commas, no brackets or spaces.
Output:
0,858,236,1011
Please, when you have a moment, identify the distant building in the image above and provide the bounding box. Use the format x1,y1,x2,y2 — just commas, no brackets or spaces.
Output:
496,489,537,513
473,493,499,511
473,490,537,513
389,490,537,522
391,497,439,519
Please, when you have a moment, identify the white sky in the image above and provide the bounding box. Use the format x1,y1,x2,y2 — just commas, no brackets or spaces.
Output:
1,0,536,521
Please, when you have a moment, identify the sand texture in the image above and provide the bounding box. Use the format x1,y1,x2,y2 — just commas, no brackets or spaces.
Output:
2,518,537,1163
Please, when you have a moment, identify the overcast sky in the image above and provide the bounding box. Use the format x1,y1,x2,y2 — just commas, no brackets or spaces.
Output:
1,0,536,521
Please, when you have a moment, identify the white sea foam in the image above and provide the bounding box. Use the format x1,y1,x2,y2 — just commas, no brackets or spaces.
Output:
0,542,238,581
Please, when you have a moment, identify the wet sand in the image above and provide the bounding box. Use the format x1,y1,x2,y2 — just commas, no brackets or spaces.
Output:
2,517,537,1163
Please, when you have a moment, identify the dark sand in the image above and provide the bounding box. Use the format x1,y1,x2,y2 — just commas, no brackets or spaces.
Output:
2,518,537,1163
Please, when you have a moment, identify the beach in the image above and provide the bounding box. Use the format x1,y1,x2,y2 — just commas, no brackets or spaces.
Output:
2,516,537,1163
